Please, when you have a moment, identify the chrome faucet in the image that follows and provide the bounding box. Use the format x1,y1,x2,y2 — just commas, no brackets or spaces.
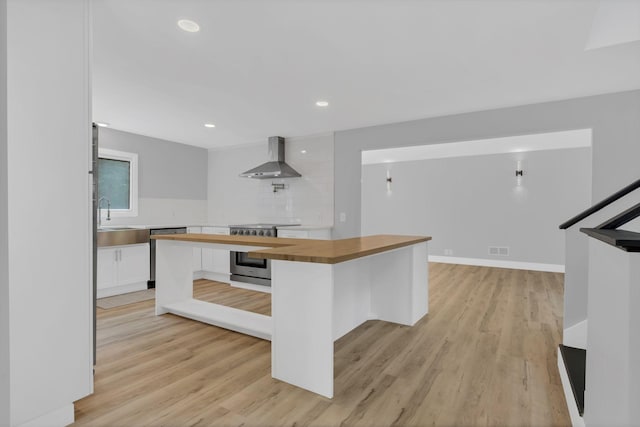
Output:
98,196,111,228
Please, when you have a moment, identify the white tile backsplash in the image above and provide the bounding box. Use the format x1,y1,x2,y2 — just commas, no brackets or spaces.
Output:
101,198,207,226
208,133,334,225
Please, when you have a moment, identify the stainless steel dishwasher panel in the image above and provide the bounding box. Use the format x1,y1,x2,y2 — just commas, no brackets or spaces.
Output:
148,227,187,287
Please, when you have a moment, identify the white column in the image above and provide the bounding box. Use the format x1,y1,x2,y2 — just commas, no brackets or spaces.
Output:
5,1,92,425
270,242,429,398
271,260,335,398
585,239,639,426
370,242,428,325
332,257,372,340
155,240,194,315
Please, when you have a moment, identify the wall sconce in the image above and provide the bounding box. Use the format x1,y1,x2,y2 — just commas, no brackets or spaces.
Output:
386,170,393,193
515,160,524,186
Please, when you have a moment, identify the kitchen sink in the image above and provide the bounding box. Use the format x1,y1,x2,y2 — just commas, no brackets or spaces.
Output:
97,227,150,247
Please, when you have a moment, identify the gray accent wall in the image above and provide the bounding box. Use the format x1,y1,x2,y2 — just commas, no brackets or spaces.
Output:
362,147,592,265
99,127,208,200
0,0,8,423
335,90,640,239
337,90,640,333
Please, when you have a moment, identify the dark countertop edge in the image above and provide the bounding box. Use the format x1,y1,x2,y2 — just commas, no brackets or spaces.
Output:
580,228,640,252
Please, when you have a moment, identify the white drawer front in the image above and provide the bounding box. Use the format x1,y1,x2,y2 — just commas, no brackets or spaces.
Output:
278,230,309,239
202,227,230,235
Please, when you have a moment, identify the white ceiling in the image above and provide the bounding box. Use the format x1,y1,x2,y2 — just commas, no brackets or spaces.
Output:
92,0,640,149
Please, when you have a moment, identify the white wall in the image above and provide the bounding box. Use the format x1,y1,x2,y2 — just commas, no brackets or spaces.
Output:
0,0,9,424
208,133,334,226
5,0,93,425
336,91,640,240
98,127,208,226
362,147,592,267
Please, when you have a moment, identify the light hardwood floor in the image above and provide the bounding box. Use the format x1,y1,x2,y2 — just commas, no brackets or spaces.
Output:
74,263,571,426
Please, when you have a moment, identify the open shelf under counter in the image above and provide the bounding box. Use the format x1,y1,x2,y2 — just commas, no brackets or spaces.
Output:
161,298,272,341
154,233,430,398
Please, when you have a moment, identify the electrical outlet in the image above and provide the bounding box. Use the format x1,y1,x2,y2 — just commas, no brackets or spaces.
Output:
339,212,347,222
444,249,453,256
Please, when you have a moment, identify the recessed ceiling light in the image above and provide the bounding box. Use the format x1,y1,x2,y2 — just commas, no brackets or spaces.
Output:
95,122,110,127
177,19,200,33
204,123,216,128
315,100,329,107
300,150,307,154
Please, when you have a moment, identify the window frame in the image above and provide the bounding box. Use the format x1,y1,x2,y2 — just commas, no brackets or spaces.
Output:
97,148,139,218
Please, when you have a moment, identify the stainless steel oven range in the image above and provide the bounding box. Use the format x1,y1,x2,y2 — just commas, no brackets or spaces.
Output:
229,224,296,287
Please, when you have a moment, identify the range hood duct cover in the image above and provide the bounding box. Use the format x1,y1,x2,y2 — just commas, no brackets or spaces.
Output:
239,136,302,179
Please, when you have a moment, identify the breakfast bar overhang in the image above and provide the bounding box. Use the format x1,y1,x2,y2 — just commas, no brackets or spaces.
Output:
152,234,431,398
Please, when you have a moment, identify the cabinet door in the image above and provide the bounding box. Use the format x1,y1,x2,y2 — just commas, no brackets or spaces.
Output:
188,227,202,272
202,227,230,274
192,248,202,272
201,248,215,272
117,244,150,286
212,249,230,275
202,227,229,235
97,248,117,289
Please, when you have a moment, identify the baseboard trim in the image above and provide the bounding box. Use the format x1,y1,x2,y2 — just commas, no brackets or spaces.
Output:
96,281,147,299
18,403,74,427
428,255,565,273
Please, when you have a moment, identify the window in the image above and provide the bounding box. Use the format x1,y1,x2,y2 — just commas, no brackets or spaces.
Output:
98,148,138,218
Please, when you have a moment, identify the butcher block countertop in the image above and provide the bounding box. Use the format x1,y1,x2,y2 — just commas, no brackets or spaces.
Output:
152,234,431,264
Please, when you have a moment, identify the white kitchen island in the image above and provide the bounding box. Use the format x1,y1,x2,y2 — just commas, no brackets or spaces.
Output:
153,233,431,398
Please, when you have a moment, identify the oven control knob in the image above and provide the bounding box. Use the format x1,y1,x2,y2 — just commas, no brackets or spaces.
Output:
258,230,264,236
241,230,247,235
265,230,272,236
251,230,257,235
231,230,237,235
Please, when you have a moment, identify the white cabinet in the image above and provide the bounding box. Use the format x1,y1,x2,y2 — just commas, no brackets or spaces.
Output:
118,244,150,285
202,226,231,283
97,243,150,298
97,247,117,290
278,228,332,240
187,227,203,277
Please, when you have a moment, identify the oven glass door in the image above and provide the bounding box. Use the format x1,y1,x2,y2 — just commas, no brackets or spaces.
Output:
230,251,271,280
234,251,268,269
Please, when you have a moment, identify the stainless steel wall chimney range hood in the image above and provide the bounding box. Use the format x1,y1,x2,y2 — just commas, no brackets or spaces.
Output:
239,136,302,179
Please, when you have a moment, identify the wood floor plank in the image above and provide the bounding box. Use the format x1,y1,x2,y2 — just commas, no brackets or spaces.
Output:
73,263,570,426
